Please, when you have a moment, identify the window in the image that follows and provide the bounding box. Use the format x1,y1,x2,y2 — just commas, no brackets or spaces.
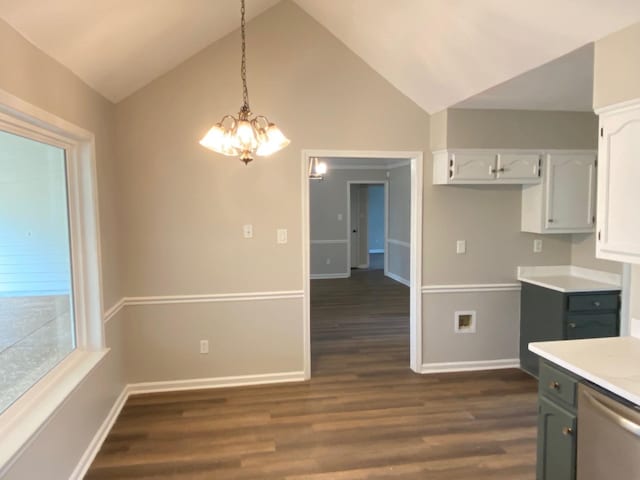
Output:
0,130,76,414
0,90,105,471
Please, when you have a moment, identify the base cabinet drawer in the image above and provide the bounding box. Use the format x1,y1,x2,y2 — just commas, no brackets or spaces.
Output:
566,314,618,340
537,396,577,480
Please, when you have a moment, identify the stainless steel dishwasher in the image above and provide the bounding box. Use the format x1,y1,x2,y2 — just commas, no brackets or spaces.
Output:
577,383,640,480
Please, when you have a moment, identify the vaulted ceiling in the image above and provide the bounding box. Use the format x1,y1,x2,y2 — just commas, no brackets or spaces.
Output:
1,0,639,112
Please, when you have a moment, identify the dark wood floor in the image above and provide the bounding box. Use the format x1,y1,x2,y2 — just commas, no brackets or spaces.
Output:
86,270,537,479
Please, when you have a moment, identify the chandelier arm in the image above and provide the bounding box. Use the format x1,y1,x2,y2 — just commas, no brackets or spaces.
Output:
240,0,250,113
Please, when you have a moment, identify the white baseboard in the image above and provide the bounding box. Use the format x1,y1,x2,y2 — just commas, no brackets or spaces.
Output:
310,273,349,280
69,386,129,480
385,271,410,287
127,371,306,395
420,358,520,374
71,370,306,477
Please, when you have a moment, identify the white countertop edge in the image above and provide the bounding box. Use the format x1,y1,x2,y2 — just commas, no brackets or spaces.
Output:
517,276,620,293
517,265,621,285
529,342,640,406
517,265,621,292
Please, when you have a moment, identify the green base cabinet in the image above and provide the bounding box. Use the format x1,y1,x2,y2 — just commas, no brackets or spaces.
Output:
537,360,579,480
520,283,620,377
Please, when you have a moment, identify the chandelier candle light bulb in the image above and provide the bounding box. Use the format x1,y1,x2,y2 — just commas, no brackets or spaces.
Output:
199,0,289,164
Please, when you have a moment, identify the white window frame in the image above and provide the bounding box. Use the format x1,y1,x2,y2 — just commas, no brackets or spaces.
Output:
0,89,106,474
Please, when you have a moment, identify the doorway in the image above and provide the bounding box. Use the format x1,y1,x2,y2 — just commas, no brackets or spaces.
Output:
348,182,388,271
302,150,424,378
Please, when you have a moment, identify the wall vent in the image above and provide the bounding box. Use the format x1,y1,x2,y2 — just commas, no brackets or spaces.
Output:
454,311,476,334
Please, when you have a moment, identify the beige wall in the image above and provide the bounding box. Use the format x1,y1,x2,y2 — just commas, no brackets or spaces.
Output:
571,233,622,273
593,22,640,110
0,17,125,478
430,109,448,150
115,1,430,380
445,109,598,149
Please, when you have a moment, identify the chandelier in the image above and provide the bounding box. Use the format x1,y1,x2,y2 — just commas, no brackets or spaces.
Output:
199,0,290,164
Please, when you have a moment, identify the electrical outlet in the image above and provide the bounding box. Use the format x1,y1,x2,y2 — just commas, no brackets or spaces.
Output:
326,258,331,265
243,224,253,239
533,239,543,253
199,339,209,354
337,213,343,221
456,240,466,254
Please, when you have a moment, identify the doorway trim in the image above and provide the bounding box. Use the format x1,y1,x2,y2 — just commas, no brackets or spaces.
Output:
346,181,389,272
301,150,424,378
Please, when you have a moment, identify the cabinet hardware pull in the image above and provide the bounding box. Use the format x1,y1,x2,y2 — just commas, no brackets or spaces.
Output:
593,301,601,307
548,219,555,223
568,323,576,328
549,381,560,390
562,427,573,436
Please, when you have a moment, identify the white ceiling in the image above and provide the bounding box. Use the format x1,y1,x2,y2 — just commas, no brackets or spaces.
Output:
454,44,595,111
1,0,639,110
0,0,280,102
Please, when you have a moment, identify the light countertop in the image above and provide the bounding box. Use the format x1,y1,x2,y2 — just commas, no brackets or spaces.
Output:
517,265,621,293
530,336,640,406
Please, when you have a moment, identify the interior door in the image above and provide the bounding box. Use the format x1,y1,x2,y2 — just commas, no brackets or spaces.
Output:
350,184,359,268
357,185,369,267
545,153,596,231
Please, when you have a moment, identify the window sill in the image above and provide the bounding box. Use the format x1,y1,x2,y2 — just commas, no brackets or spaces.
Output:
0,348,109,475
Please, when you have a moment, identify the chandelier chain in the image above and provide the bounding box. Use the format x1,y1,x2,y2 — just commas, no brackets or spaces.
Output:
240,0,250,114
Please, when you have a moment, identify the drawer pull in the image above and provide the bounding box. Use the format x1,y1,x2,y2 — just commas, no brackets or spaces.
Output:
593,301,601,307
549,381,560,390
562,427,573,436
568,322,576,329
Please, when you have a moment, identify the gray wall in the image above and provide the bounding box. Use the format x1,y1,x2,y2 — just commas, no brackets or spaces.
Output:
388,164,410,283
367,185,385,252
310,169,387,276
0,15,125,479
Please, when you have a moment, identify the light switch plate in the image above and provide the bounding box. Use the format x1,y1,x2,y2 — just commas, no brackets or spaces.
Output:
534,239,543,253
277,228,288,244
337,214,343,221
199,339,209,354
243,224,253,238
456,240,466,254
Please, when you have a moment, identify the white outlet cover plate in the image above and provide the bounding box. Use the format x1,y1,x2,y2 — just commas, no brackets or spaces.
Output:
277,229,288,244
456,240,466,254
534,239,543,253
243,224,253,238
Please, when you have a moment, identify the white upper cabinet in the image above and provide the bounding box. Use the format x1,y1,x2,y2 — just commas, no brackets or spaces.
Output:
596,100,640,263
496,153,542,182
433,149,541,185
521,151,597,234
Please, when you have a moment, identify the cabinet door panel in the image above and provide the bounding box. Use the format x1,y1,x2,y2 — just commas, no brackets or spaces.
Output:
497,153,541,183
450,152,496,182
537,397,577,480
545,153,596,231
597,106,640,262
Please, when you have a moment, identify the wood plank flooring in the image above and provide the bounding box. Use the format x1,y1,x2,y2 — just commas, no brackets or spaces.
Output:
86,270,537,479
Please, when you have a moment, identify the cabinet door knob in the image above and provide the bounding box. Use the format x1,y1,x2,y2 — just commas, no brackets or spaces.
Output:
549,381,560,390
562,427,574,436
568,323,576,329
593,301,601,307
